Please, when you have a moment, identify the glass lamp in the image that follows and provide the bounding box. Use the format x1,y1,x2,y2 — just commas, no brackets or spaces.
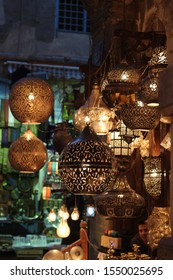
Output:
8,128,47,173
71,207,80,221
56,218,70,238
9,77,54,124
73,82,115,135
48,208,57,222
59,125,116,195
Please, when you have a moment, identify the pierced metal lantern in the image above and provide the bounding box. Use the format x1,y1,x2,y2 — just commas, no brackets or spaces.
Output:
9,77,54,124
59,125,116,195
96,174,146,219
102,60,140,108
120,101,160,131
8,128,47,173
139,74,159,106
143,156,162,197
107,59,140,86
148,46,168,73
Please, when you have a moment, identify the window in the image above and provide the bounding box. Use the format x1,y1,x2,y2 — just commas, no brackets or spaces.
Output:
55,0,90,34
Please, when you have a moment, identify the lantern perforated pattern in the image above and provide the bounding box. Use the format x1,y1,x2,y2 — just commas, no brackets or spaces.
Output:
121,102,160,131
59,126,114,195
96,175,146,218
143,157,162,197
9,77,54,124
140,75,159,105
8,129,47,173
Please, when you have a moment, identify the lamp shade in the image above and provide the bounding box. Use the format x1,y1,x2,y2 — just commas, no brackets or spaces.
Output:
73,82,115,135
96,174,146,219
9,77,54,124
121,101,160,131
8,128,47,173
102,60,140,108
59,125,115,195
143,156,162,197
139,74,159,106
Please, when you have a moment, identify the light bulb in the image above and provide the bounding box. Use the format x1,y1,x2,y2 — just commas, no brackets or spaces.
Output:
62,207,70,219
71,207,80,221
56,218,70,238
58,205,65,217
48,208,57,222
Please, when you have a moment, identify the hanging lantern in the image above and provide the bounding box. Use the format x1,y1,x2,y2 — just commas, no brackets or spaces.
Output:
8,128,47,173
139,74,159,106
102,59,140,108
48,208,57,222
120,101,160,131
148,46,168,73
56,217,71,238
73,82,116,135
59,125,116,195
96,174,146,219
143,156,162,197
9,77,54,124
47,153,59,176
71,207,80,221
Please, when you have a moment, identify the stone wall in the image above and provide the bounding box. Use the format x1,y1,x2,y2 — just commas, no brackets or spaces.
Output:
0,0,89,64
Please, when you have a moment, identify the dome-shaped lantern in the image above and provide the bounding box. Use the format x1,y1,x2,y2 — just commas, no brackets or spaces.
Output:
139,74,159,106
8,128,47,173
59,125,116,195
120,101,160,131
102,59,140,108
96,174,146,219
9,77,54,124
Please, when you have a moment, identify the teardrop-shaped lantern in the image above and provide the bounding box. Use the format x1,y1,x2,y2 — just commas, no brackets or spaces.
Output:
9,77,54,124
73,82,115,135
8,128,47,173
59,125,116,195
96,174,146,219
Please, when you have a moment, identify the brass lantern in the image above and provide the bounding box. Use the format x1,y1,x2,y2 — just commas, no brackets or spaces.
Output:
8,128,48,173
96,174,146,219
9,77,54,124
59,125,116,195
120,101,160,131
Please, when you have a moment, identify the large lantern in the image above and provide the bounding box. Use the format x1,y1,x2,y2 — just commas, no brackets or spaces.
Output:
59,125,116,195
9,77,54,124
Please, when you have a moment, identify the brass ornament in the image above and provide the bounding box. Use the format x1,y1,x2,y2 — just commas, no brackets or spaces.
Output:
9,77,54,124
8,128,48,173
